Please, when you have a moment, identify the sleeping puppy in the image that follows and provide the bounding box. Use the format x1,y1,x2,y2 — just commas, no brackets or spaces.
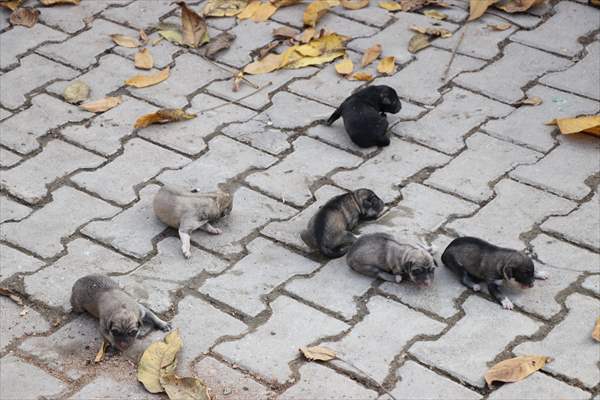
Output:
301,189,384,259
441,237,548,310
326,85,402,148
71,274,171,351
153,185,233,258
347,233,435,287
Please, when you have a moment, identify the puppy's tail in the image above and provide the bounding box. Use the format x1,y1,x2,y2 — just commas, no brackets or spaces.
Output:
326,106,342,126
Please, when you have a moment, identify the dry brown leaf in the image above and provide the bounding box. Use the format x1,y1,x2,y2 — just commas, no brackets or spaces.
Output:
399,0,448,11
378,0,402,10
80,96,122,113
546,115,600,137
203,0,248,16
40,0,80,5
250,2,277,21
518,96,542,106
176,1,209,48
411,25,452,38
139,29,149,45
340,0,369,9
408,33,430,53
9,7,40,27
273,26,300,39
233,71,244,91
304,0,339,27
351,71,374,81
137,330,182,393
495,0,545,13
110,34,140,48
158,29,184,45
300,346,337,361
424,9,447,19
63,81,90,104
125,67,170,88
297,27,317,43
160,374,211,400
204,31,236,58
335,57,353,75
377,56,396,75
361,43,381,67
134,48,154,70
252,40,281,59
593,317,600,342
487,22,512,31
271,0,303,6
484,356,551,386
468,0,497,21
94,339,108,363
134,108,197,129
0,287,24,306
238,0,261,18
0,0,21,11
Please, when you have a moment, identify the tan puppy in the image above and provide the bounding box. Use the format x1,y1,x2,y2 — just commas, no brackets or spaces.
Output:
153,185,233,258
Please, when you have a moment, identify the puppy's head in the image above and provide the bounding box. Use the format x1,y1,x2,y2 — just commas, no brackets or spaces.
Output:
353,189,385,220
503,252,535,288
216,189,233,217
102,309,141,351
376,85,402,114
407,250,436,288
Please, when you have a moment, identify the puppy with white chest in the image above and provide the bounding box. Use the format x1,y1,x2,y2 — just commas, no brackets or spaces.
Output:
153,185,233,258
70,274,171,352
441,237,548,310
347,233,435,287
301,189,385,259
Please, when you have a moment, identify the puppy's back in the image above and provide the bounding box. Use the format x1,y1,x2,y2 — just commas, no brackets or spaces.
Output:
153,185,220,228
347,232,395,266
70,274,119,317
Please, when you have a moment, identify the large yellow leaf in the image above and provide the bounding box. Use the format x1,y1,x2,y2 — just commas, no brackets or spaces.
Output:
378,1,402,10
0,0,22,11
468,0,498,21
547,115,600,137
335,57,353,75
160,374,211,400
408,33,430,53
110,34,140,48
176,1,209,48
137,330,183,393
80,96,122,113
244,53,284,74
285,50,344,69
252,2,278,21
361,43,381,67
134,109,197,129
377,56,396,75
340,0,369,9
238,0,261,18
484,356,551,386
135,48,154,70
125,67,170,88
300,346,337,361
496,0,545,13
202,0,248,16
303,0,339,27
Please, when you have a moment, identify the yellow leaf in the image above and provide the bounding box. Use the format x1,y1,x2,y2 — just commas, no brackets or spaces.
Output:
158,29,184,45
340,0,369,9
176,1,209,48
40,0,80,5
203,0,248,16
304,0,339,27
518,96,542,106
484,356,552,387
487,22,512,31
252,2,278,21
134,48,154,70
547,115,600,136
496,0,545,13
271,0,303,6
335,57,354,75
125,67,170,88
110,34,140,48
160,374,211,400
410,25,452,38
298,27,317,43
468,0,497,21
285,50,344,69
9,7,40,28
300,346,337,361
139,29,149,45
296,44,321,56
408,33,430,53
593,317,600,342
351,71,374,81
378,1,402,11
79,96,123,113
424,9,447,19
244,53,284,74
377,56,396,75
134,109,197,129
63,80,90,104
0,0,21,11
94,339,108,363
238,0,261,18
361,43,381,67
137,330,183,393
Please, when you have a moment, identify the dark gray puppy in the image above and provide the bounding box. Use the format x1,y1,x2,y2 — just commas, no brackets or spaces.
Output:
70,274,171,351
301,189,384,258
347,233,435,287
441,237,548,310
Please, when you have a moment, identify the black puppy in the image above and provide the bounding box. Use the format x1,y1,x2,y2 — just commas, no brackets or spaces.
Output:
301,189,385,259
441,237,548,310
326,85,402,148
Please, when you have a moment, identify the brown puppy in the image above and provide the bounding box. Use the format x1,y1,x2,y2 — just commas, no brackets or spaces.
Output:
70,274,171,351
301,189,385,258
153,185,233,258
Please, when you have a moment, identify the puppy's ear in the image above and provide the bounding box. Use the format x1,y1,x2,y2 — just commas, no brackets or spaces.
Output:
501,264,513,280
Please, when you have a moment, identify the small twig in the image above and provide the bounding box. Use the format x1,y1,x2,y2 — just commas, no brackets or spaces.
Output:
442,28,466,83
336,356,399,400
199,55,259,89
197,81,273,113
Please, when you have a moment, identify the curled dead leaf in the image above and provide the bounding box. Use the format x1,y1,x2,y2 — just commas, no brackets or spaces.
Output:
518,96,542,106
487,22,512,31
110,34,140,48
351,71,374,81
134,108,197,129
496,0,545,13
410,25,452,38
160,374,211,400
378,0,402,10
0,287,24,306
273,26,300,39
377,56,396,75
203,0,248,16
340,0,369,10
468,0,497,21
63,81,90,104
176,1,209,48
137,329,183,393
9,7,40,27
252,2,278,21
424,9,447,19
158,29,184,45
300,346,337,361
79,96,122,113
304,0,339,27
361,43,381,67
546,115,600,137
204,31,236,59
233,71,244,92
0,0,21,11
408,33,430,53
593,317,600,342
484,356,551,387
40,0,80,5
135,48,154,69
94,339,108,363
125,67,170,88
139,29,149,45
335,57,353,75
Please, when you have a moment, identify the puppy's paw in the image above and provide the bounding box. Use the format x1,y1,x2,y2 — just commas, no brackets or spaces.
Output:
209,228,222,235
182,248,192,259
394,275,403,283
472,284,481,292
535,270,549,280
161,322,172,332
501,297,514,310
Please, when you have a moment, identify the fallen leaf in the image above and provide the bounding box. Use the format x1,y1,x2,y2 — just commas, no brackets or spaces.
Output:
252,40,281,59
158,29,184,45
238,0,261,18
300,346,337,361
134,48,154,69
495,0,545,13
487,22,512,31
468,0,497,21
484,356,551,387
9,7,40,27
546,115,600,137
244,52,284,74
160,374,211,400
398,0,448,11
351,71,374,81
377,56,396,75
410,25,452,38
94,339,108,363
340,0,369,9
40,0,80,4
593,317,600,342
63,81,90,104
335,57,353,75
271,0,303,6
80,96,122,113
0,0,21,11
424,9,447,19
273,26,300,39
203,0,248,16
0,287,24,306
361,44,381,67
286,50,344,69
125,67,170,88
378,0,402,10
204,31,236,58
518,96,542,106
110,34,140,48
252,2,278,21
297,27,317,43
304,0,339,27
233,71,244,91
137,330,183,393
176,1,209,48
134,108,197,129
139,29,149,45
408,33,430,53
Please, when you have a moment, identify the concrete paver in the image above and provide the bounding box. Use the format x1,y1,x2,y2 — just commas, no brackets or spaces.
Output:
0,355,67,399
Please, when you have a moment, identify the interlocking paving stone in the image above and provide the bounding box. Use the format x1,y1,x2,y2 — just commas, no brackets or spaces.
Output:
82,184,164,258
486,8,541,28
582,275,599,296
69,375,151,400
0,245,44,281
487,372,591,400
0,54,78,110
218,20,285,68
333,6,392,27
447,179,576,250
0,94,92,155
455,43,572,104
349,13,458,65
382,360,481,400
72,138,190,205
247,136,362,207
39,0,131,33
511,134,600,200
511,2,599,57
410,295,542,388
541,189,600,251
261,185,346,252
332,139,450,203
285,258,374,320
193,357,275,400
200,237,319,317
190,186,297,256
280,363,379,400
0,195,31,223
0,107,11,121
1,140,105,204
24,238,137,310
214,296,349,384
0,147,21,167
171,295,247,374
255,91,335,129
322,296,445,383
426,132,541,203
514,293,600,388
221,119,291,155
373,47,485,105
482,85,600,152
393,88,514,154
1,187,120,258
541,41,600,100
116,274,179,314
0,355,67,399
158,135,276,192
531,234,599,273
102,0,174,29
0,296,50,351
37,19,138,70
0,24,67,69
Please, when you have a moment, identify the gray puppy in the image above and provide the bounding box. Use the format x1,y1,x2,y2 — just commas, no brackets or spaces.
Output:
347,233,435,287
153,185,233,258
441,237,548,310
70,274,171,351
301,189,385,258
